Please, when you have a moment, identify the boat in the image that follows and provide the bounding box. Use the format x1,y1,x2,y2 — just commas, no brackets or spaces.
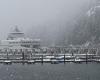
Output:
51,59,59,64
74,57,83,63
27,60,35,64
4,60,12,64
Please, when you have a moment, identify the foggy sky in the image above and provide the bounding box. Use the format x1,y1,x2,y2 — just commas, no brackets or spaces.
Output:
0,0,94,40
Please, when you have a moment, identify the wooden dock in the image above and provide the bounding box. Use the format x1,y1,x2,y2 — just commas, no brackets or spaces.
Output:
0,48,99,64
0,54,99,65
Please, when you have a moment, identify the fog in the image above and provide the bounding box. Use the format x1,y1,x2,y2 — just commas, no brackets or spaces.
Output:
0,0,95,45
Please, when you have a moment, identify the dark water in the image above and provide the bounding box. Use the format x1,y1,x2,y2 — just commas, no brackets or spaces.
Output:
0,63,100,80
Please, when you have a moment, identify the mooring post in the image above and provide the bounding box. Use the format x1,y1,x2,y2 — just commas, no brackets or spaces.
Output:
7,51,9,60
86,49,88,64
30,51,32,60
23,52,25,60
41,54,43,64
6,49,9,60
21,49,25,64
96,48,99,61
21,49,24,60
64,54,65,64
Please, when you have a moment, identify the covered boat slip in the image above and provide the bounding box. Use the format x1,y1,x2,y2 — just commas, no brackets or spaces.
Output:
0,47,99,64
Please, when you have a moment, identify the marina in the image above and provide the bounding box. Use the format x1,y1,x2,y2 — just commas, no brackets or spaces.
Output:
0,26,99,64
0,1,100,80
0,50,99,64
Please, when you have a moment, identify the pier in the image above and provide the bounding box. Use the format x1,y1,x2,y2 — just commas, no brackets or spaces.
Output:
0,48,99,64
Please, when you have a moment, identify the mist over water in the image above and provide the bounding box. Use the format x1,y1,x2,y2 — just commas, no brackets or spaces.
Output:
0,0,95,45
26,0,95,46
0,1,100,80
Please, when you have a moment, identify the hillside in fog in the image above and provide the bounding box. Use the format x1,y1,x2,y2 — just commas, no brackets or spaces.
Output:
27,0,95,46
68,1,100,45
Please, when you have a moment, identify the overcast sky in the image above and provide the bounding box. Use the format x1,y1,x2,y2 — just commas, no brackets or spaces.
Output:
0,0,94,40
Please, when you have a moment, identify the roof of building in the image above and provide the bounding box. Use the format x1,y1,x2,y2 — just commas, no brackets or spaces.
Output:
7,26,25,40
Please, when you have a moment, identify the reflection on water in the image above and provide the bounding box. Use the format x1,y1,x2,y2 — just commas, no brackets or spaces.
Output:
0,63,100,80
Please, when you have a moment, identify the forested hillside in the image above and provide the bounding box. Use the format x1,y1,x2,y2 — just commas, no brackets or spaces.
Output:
68,1,100,45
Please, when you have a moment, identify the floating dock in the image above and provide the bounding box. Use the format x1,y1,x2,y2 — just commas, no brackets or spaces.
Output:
0,48,99,64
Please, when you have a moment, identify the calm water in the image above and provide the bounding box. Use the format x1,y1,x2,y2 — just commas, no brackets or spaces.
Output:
0,63,100,80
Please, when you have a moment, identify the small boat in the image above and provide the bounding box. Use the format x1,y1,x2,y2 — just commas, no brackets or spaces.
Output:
56,56,64,60
45,56,55,59
43,59,51,62
4,60,12,64
74,57,83,64
27,60,35,64
51,58,60,64
94,59,100,63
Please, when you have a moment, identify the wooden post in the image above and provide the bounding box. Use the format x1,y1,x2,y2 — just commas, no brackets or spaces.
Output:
86,49,88,64
5,49,9,60
21,49,25,65
30,51,32,60
64,54,65,64
22,52,25,60
7,51,9,60
21,49,24,60
96,48,98,61
41,55,43,64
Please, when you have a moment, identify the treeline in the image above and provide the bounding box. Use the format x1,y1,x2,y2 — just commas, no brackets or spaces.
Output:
67,1,100,45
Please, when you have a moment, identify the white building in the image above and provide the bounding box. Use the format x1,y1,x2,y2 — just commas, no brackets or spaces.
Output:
0,26,41,48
